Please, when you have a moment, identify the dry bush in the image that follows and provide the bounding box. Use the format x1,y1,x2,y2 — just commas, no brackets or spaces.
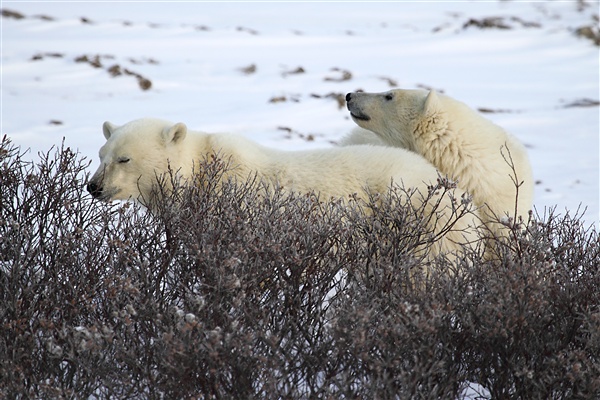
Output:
1,136,598,399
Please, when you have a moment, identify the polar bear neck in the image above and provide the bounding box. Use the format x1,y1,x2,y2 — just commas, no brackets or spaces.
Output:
170,132,214,179
414,99,503,175
412,102,533,223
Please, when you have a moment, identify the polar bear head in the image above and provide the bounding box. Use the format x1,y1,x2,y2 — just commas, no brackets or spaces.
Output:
345,89,446,151
86,118,188,203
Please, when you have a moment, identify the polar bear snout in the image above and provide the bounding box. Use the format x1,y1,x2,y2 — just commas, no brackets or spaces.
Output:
87,168,110,200
346,93,371,122
86,180,103,198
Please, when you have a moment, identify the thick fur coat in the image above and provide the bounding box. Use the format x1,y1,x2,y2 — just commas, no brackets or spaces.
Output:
344,89,534,232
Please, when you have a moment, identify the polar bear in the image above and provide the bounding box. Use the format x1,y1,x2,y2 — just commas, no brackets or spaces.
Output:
344,89,534,235
87,117,480,261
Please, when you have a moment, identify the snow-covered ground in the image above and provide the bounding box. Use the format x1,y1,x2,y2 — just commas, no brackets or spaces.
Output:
2,1,598,226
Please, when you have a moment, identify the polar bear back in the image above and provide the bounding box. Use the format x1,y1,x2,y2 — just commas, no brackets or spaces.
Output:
207,133,442,200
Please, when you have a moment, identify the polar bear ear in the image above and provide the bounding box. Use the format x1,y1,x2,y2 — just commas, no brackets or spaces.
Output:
422,90,441,115
162,122,187,145
102,121,118,140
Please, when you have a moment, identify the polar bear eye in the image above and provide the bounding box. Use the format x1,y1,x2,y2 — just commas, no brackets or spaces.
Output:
117,157,130,164
385,93,394,101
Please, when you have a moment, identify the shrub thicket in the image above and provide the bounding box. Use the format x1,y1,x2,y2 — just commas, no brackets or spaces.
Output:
1,136,598,399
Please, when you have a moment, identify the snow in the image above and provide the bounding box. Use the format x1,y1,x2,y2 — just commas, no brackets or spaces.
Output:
1,3,598,219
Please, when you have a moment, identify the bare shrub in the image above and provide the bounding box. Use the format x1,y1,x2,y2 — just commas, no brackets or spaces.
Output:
1,137,598,398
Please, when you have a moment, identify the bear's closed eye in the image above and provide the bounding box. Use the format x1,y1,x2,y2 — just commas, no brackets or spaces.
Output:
118,157,130,164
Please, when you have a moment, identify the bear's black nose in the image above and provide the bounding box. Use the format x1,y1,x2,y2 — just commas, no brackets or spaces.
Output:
87,181,102,198
345,93,352,102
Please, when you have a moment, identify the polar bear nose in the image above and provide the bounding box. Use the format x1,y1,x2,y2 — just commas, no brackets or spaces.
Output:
87,181,103,198
345,93,353,102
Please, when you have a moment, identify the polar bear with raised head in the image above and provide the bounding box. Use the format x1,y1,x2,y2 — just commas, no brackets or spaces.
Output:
87,117,480,260
344,89,534,234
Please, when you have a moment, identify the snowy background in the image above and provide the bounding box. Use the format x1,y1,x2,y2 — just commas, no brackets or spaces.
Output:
2,1,599,227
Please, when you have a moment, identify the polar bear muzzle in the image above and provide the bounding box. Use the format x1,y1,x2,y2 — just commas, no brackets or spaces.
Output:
346,92,371,121
86,180,103,198
86,180,103,199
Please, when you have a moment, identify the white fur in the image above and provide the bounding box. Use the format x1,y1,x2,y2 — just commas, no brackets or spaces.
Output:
338,128,385,147
345,89,534,232
88,117,481,260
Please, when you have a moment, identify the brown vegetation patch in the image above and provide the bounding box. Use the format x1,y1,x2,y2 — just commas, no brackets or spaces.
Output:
575,25,600,45
74,54,154,91
30,52,64,61
310,92,346,109
1,8,25,19
477,107,518,114
276,126,318,142
562,98,600,108
238,63,257,75
1,138,598,398
379,76,399,87
75,54,104,68
268,93,301,103
416,83,445,93
324,67,353,82
237,26,259,35
281,66,305,77
462,16,541,30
